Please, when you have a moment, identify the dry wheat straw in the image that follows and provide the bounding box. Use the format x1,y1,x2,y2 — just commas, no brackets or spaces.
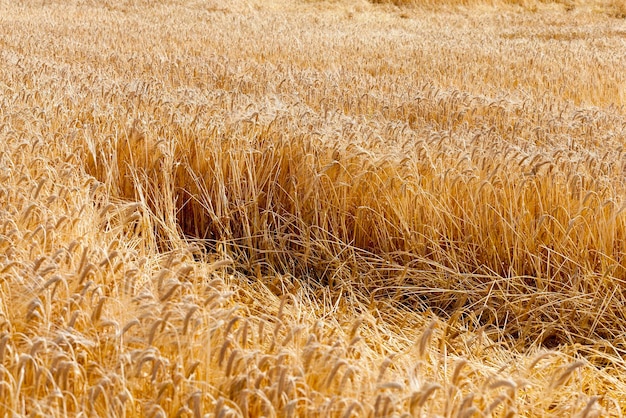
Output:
1,0,626,416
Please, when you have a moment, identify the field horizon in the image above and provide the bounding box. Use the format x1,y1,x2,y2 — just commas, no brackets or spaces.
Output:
1,0,626,416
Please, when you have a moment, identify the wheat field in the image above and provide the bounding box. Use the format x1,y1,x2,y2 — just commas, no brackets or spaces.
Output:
1,0,626,416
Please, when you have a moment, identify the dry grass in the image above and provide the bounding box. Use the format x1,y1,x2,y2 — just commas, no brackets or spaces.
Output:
2,0,626,416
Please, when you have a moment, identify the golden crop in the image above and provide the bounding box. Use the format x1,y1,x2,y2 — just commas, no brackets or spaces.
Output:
1,0,626,416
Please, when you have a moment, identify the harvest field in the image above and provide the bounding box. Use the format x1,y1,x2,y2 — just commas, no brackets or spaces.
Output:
2,0,626,415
